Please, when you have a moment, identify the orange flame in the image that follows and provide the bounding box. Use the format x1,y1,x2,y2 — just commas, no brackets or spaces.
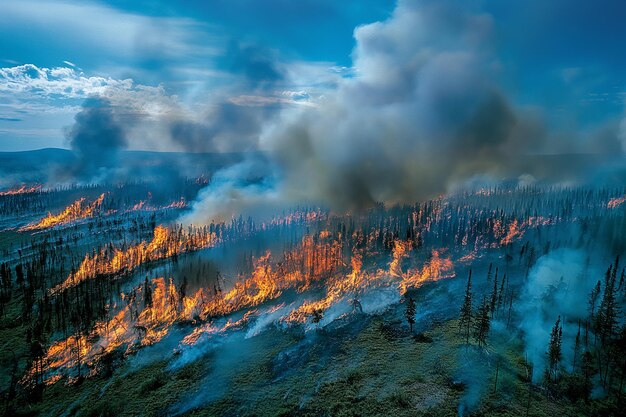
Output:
129,198,187,212
499,219,521,246
0,184,42,196
21,193,105,231
608,195,626,209
36,233,455,384
50,225,219,293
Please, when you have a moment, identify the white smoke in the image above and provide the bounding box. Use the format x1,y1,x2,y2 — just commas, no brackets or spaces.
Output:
516,249,598,382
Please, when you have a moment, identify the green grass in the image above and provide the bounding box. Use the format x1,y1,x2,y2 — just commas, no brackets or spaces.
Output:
3,310,619,417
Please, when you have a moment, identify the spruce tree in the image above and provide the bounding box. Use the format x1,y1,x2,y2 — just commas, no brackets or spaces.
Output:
474,297,491,347
490,268,499,317
547,315,563,382
588,280,601,319
595,264,619,344
459,270,473,344
573,320,581,372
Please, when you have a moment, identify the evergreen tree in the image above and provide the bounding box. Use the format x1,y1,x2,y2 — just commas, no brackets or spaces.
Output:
547,315,563,382
595,264,619,344
459,270,473,344
405,296,416,332
474,297,491,347
490,268,499,317
588,280,601,319
573,320,581,372
581,351,595,399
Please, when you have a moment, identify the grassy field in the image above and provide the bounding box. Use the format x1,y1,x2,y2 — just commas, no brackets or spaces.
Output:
6,298,604,417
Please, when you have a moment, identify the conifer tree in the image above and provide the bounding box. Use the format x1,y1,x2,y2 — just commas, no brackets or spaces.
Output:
474,297,491,347
588,280,601,319
459,270,473,344
490,268,499,317
573,320,581,372
547,315,563,382
595,264,619,344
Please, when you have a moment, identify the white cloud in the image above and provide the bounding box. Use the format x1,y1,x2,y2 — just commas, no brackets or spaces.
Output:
0,64,133,99
0,63,186,150
0,64,185,120
0,0,221,64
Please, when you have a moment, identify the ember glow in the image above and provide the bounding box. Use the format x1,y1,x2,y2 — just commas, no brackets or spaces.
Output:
130,198,187,212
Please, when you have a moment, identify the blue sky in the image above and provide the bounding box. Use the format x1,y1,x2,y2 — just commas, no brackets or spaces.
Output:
0,0,625,152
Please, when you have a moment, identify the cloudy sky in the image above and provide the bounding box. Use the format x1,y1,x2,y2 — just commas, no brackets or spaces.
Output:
0,0,625,152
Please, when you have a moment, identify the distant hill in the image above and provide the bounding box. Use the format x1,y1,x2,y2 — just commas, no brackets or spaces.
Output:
0,148,623,189
0,148,256,186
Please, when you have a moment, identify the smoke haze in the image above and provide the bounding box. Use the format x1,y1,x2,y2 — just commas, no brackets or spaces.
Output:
64,96,129,182
182,0,626,223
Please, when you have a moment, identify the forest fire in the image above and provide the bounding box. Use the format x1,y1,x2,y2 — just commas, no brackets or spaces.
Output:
50,225,220,293
0,184,42,196
32,230,458,383
607,195,626,209
21,193,105,231
31,277,204,385
129,198,187,211
7,181,625,417
4,1,626,413
499,219,521,246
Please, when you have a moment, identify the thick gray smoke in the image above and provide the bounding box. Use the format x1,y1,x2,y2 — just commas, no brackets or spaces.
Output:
170,42,285,153
261,0,548,210
180,0,626,223
182,0,547,222
65,96,129,182
516,249,598,382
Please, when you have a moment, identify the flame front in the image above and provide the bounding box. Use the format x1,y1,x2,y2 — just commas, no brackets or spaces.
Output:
50,225,219,293
608,195,626,209
130,198,187,211
21,193,105,231
0,184,42,196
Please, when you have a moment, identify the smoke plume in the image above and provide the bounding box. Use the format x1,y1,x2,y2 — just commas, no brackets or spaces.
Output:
516,249,597,382
179,0,626,224
183,0,548,222
169,42,286,154
65,96,129,182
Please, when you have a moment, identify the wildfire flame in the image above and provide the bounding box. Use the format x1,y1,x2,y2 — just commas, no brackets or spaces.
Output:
499,219,521,246
35,231,455,385
21,193,105,231
0,184,42,196
130,198,187,212
50,225,219,293
608,195,626,209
